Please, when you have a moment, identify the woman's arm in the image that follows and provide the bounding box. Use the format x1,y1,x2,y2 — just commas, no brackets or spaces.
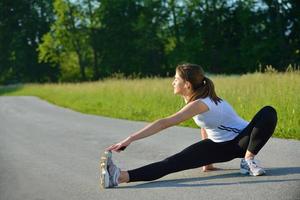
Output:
130,100,208,141
107,100,209,152
200,128,219,172
201,127,208,140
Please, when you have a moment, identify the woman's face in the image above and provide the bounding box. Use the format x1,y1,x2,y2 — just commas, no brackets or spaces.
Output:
172,72,188,95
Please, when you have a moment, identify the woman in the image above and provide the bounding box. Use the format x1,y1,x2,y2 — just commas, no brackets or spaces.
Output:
100,63,277,188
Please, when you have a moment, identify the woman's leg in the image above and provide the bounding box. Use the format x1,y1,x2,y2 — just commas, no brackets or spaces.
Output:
126,139,240,182
237,106,278,156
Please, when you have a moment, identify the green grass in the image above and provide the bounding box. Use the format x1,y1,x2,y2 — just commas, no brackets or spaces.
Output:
0,72,299,140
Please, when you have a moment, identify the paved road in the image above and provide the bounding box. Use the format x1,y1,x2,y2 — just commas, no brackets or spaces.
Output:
0,96,299,200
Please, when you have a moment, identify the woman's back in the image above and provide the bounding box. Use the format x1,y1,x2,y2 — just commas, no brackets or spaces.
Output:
193,97,249,142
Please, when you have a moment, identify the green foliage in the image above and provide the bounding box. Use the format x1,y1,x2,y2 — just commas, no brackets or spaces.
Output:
1,0,300,83
0,72,299,140
38,0,93,81
0,0,58,83
94,0,167,76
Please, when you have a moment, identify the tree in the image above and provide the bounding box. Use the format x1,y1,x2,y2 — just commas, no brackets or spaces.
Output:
284,0,300,66
0,0,56,84
94,0,167,76
84,0,101,80
38,0,92,81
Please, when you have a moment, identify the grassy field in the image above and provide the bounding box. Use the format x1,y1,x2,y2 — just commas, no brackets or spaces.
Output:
0,72,299,140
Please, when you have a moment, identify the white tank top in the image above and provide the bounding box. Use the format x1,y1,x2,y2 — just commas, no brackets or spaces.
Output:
192,97,249,142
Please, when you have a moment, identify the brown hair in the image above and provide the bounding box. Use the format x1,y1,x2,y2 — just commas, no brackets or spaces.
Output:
176,63,222,105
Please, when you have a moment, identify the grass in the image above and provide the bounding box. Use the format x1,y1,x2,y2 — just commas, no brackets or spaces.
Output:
0,72,299,140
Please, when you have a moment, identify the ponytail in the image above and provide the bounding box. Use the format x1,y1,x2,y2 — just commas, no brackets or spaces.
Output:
188,76,222,105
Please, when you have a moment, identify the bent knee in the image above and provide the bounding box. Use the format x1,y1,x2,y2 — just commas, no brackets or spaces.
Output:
262,106,277,124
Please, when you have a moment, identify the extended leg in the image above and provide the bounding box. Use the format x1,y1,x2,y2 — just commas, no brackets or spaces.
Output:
127,139,239,182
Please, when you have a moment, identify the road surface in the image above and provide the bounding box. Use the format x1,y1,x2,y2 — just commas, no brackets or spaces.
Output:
0,96,299,200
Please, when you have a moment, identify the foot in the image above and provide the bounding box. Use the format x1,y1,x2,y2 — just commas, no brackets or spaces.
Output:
240,158,266,176
202,165,221,172
107,155,121,188
100,150,120,189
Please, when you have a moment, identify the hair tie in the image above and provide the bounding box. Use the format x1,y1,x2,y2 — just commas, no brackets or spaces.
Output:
203,77,207,85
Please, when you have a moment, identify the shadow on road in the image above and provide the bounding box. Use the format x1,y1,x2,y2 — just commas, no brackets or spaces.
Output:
119,167,300,189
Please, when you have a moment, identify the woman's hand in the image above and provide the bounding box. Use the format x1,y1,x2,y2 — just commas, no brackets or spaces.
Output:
106,137,132,152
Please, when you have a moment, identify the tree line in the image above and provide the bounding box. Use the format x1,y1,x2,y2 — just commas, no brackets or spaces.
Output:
0,0,299,83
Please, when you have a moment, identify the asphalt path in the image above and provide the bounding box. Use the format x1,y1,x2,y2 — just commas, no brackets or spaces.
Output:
0,96,299,200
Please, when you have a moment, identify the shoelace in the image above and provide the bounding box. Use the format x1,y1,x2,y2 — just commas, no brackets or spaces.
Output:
246,159,260,169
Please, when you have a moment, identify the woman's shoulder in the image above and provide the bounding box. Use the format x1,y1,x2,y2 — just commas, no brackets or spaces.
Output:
197,96,225,107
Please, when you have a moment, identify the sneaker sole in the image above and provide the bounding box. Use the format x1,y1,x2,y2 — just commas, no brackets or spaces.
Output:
240,168,265,176
99,151,112,189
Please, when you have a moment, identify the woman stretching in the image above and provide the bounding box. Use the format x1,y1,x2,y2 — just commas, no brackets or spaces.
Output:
100,63,277,188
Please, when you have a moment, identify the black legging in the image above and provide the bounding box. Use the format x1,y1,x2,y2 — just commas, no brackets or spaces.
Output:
128,106,277,182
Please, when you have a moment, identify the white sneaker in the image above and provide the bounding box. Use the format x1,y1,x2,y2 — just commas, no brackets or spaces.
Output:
108,158,121,187
100,150,112,189
240,158,266,176
99,150,120,189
